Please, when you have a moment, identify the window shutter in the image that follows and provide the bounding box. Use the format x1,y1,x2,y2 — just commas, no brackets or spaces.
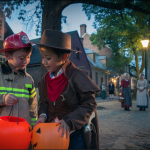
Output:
0,54,6,65
0,13,4,41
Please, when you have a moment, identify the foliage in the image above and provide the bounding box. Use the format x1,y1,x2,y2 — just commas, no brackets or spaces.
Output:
1,0,150,36
82,2,150,76
0,0,67,36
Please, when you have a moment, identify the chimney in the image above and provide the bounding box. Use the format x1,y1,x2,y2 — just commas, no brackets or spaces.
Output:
80,24,86,37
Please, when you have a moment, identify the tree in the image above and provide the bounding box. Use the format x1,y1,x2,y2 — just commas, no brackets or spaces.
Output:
1,0,150,35
82,2,150,99
0,0,150,77
85,7,149,76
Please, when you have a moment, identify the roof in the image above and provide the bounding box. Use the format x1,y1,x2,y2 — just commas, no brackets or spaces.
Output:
84,47,98,55
29,38,41,64
84,47,106,70
81,32,90,38
98,56,106,59
66,30,77,40
4,21,14,40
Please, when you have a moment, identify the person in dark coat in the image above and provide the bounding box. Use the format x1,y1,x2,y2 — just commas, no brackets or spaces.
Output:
33,29,100,149
109,81,114,99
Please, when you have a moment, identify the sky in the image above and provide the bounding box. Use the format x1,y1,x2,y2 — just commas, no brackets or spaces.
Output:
6,3,96,40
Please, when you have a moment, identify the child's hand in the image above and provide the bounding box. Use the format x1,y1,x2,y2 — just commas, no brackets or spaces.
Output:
5,94,19,106
33,115,46,128
58,119,70,139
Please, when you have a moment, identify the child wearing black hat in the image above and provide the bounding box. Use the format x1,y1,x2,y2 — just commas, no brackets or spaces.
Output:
33,29,100,149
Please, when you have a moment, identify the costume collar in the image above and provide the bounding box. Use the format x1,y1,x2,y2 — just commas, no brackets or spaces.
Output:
49,60,76,80
1,61,25,76
50,68,63,79
62,60,76,80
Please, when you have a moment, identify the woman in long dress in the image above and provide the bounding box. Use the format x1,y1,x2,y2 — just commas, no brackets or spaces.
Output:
136,73,148,111
121,73,132,111
101,83,107,99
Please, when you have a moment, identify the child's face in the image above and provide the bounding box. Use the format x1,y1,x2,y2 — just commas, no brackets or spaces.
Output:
5,49,31,70
40,47,67,74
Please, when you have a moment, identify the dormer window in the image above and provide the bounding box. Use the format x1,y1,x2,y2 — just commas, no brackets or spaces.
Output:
93,53,96,62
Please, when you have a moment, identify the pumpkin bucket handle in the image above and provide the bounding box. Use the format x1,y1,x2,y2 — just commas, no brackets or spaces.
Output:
9,106,13,117
8,98,19,124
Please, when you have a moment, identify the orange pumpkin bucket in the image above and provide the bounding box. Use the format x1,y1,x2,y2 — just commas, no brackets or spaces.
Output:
31,123,70,149
0,116,32,149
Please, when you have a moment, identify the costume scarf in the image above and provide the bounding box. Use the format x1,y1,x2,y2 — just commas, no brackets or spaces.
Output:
47,72,68,102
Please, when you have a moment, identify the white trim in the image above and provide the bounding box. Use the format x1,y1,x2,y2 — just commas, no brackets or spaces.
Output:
81,32,90,38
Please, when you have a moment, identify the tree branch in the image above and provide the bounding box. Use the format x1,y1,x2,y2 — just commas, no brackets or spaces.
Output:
73,0,150,14
47,0,150,17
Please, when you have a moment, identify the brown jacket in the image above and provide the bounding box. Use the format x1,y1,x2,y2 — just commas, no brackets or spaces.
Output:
38,60,100,149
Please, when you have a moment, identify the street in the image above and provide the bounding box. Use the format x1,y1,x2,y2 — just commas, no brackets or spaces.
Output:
96,97,150,149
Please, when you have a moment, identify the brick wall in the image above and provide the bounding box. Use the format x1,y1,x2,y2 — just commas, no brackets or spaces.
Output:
80,24,86,37
83,34,112,59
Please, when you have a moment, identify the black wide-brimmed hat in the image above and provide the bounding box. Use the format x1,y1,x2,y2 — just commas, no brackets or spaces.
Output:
31,29,81,53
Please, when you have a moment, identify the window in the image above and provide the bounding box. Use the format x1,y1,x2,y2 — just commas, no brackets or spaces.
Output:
96,72,98,85
75,47,79,59
0,55,6,65
93,53,96,62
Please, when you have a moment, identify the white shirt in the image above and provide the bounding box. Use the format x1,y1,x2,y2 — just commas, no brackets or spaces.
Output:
50,68,63,79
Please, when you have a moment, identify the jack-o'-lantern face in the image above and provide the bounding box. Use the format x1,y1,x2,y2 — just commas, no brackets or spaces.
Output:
31,123,70,149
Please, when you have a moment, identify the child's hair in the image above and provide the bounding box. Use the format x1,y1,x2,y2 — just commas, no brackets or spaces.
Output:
7,47,32,55
40,46,71,59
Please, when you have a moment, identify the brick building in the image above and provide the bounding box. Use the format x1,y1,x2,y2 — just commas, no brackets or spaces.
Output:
0,15,14,65
80,24,112,67
80,24,121,94
84,47,113,90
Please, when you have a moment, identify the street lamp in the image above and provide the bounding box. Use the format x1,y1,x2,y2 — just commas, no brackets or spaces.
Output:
141,38,149,80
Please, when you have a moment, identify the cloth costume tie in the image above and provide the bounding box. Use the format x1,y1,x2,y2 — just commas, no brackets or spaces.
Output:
47,72,68,102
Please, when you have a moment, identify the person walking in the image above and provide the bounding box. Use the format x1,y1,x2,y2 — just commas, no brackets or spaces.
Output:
136,73,148,111
101,83,107,99
109,81,114,99
121,73,132,111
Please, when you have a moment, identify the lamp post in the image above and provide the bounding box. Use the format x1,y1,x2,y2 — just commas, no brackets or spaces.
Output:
141,38,149,80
